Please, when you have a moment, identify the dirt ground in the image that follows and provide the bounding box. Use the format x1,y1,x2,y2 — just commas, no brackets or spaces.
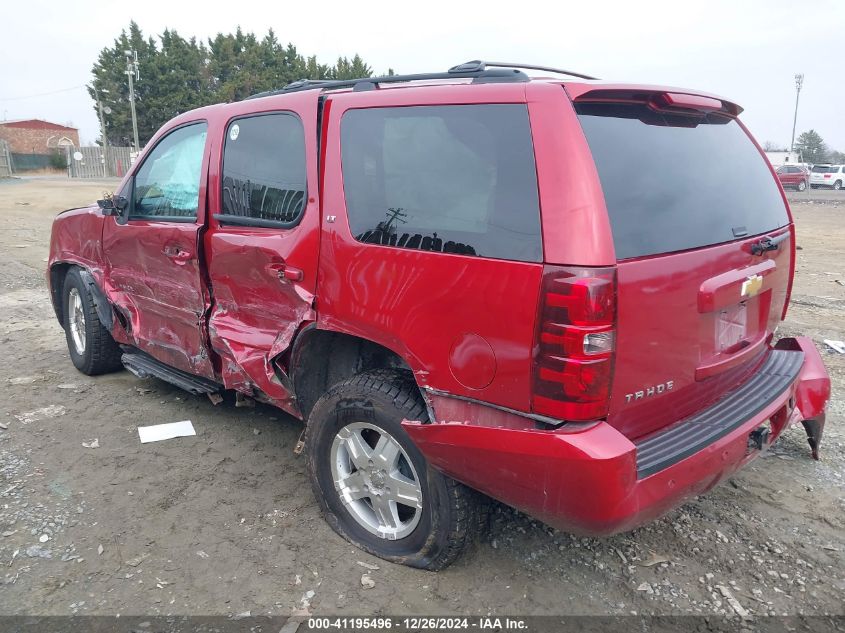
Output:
0,177,843,618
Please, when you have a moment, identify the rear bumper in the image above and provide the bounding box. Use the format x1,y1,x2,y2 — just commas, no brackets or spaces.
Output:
404,337,830,536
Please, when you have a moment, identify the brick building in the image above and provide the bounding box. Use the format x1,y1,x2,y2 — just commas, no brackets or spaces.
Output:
0,119,79,154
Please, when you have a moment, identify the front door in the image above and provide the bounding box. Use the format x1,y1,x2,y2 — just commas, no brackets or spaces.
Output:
203,92,321,413
102,121,215,379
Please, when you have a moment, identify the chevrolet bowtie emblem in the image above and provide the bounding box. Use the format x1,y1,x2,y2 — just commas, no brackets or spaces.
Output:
741,274,763,298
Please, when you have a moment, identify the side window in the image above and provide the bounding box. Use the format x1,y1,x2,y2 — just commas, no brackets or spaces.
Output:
220,113,307,226
132,122,207,220
340,104,542,262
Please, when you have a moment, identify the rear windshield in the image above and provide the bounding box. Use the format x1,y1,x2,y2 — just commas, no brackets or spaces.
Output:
811,165,833,173
575,102,789,260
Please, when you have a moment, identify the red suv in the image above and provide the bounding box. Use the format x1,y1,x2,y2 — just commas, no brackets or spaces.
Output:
48,61,831,569
775,164,809,191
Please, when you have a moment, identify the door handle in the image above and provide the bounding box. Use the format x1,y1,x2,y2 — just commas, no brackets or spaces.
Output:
266,262,304,282
163,246,194,264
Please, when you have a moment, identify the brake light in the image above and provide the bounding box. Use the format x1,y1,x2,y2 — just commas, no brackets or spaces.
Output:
532,266,617,422
652,92,724,113
824,174,831,179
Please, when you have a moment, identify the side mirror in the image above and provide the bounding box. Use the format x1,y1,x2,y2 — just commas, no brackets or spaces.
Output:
97,195,128,217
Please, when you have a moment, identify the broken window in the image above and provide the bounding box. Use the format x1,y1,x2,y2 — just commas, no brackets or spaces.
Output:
132,122,207,220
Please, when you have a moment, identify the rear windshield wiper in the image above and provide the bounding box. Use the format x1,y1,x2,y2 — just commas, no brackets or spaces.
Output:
751,231,789,255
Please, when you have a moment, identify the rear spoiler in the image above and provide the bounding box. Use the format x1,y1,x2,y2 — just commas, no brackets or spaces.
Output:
565,85,743,117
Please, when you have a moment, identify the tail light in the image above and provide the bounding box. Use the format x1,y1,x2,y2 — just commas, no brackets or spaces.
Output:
532,266,617,422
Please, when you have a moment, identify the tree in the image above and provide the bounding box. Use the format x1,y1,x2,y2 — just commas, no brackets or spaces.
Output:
762,141,787,152
330,54,373,80
829,150,845,164
794,130,830,164
90,23,378,146
88,21,161,146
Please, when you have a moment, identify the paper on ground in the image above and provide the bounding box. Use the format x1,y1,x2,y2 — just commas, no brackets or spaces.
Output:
138,420,196,443
824,340,845,354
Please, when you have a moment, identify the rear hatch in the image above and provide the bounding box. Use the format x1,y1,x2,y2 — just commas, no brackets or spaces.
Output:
573,92,792,440
810,164,836,185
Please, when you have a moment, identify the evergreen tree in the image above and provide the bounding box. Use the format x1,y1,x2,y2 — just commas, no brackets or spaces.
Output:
90,22,377,146
794,130,830,164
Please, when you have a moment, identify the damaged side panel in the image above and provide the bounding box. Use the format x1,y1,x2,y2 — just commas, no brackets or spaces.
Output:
205,229,318,416
101,219,217,379
202,90,323,417
47,205,109,322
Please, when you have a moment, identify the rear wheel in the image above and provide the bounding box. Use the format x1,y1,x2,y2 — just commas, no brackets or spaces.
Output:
62,268,123,375
305,370,480,570
797,180,807,191
834,180,842,191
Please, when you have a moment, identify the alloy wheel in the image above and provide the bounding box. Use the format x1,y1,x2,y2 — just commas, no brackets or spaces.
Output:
330,422,423,540
67,287,86,355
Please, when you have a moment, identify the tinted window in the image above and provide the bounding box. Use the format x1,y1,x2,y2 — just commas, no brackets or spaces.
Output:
132,123,207,219
221,113,306,225
811,165,832,173
341,105,542,262
576,103,789,259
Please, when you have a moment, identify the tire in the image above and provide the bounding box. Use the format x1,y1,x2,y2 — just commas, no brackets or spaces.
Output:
797,180,807,191
62,267,123,375
834,180,842,191
305,369,480,570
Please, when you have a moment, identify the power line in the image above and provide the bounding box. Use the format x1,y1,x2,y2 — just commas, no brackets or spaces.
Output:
0,85,87,102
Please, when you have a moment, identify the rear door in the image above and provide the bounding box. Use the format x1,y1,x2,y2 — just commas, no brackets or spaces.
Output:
203,92,321,412
572,96,792,439
103,121,216,378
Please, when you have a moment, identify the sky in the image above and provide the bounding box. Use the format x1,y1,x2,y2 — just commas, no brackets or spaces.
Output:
1,0,843,151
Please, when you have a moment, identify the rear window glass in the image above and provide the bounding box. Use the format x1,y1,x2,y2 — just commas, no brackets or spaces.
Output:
811,165,833,173
341,104,542,262
575,102,789,260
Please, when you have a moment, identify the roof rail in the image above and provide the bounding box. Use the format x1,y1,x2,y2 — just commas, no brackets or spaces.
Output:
247,66,529,100
449,60,598,81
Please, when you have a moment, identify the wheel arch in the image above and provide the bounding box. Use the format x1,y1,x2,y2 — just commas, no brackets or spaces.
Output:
290,325,427,420
50,262,113,331
49,262,74,324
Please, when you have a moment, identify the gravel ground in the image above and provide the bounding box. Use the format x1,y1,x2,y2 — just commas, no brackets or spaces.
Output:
0,178,843,618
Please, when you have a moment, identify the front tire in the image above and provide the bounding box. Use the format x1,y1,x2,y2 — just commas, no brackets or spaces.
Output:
305,370,480,570
62,268,123,375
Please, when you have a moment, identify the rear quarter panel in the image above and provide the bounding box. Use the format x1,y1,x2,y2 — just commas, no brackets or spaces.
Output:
318,84,547,411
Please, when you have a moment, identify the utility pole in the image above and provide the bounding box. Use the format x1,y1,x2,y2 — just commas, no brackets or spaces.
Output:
790,73,804,153
94,89,109,151
125,50,140,154
94,88,109,177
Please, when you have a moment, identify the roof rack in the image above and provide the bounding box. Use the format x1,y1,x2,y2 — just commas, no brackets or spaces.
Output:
246,60,597,100
248,66,529,100
449,60,598,81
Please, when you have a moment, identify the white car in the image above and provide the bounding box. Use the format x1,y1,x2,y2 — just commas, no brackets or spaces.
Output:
809,164,844,190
